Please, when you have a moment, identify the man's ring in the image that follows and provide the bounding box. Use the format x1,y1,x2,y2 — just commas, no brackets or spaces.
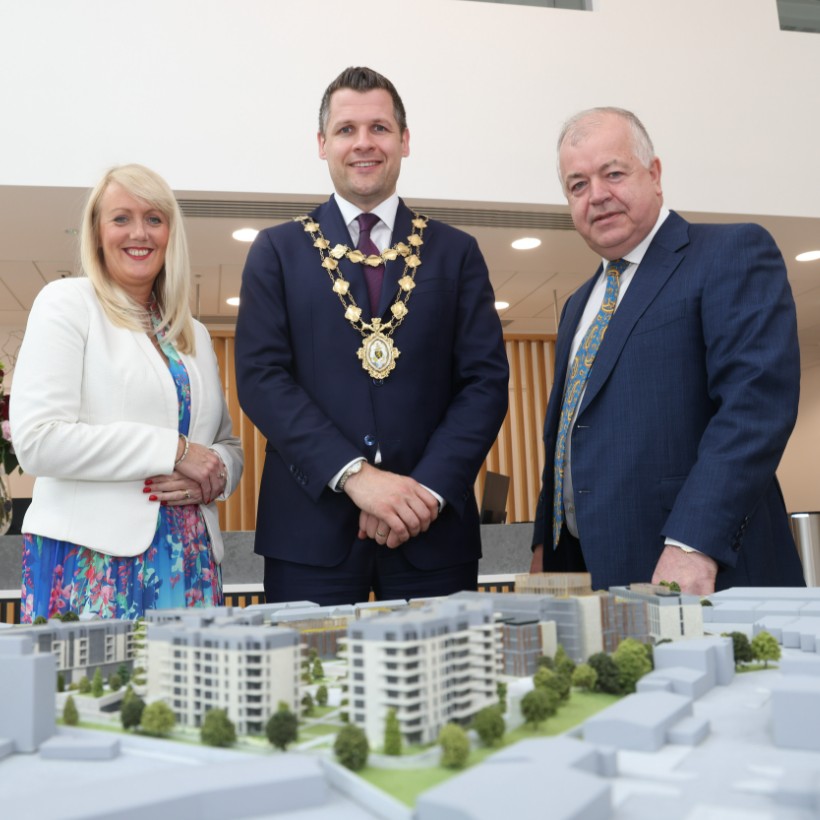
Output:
219,471,226,479
376,530,387,538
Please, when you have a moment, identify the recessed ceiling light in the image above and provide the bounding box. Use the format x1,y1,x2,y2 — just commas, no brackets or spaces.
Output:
64,228,78,236
511,237,541,251
232,228,259,243
495,301,510,311
226,297,240,307
796,250,820,262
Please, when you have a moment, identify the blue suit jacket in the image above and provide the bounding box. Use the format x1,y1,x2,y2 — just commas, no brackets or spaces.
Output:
236,197,509,569
534,211,804,590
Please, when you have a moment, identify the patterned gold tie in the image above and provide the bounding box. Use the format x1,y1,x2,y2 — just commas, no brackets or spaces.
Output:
552,258,629,551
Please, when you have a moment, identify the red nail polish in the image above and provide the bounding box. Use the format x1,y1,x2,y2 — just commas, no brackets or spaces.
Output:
143,487,151,494
149,495,158,502
144,479,153,486
160,501,167,506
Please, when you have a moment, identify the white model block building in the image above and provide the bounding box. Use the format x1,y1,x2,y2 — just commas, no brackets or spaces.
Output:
146,622,302,736
345,598,502,746
610,584,704,642
0,634,55,753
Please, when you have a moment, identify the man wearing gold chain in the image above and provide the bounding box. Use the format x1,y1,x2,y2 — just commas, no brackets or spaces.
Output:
235,67,509,605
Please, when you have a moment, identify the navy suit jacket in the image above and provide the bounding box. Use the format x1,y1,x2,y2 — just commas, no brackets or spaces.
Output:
236,197,509,570
533,211,804,590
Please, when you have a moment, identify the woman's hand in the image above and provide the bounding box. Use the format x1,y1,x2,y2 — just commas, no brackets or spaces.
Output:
146,443,227,505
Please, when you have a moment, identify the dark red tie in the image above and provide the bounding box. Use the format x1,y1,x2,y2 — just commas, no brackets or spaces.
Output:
356,212,384,316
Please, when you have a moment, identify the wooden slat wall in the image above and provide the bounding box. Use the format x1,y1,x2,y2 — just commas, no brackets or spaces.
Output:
209,331,555,530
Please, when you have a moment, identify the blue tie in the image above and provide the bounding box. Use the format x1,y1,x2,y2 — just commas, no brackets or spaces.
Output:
552,258,629,551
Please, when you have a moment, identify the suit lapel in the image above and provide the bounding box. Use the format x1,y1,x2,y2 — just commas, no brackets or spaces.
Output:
314,198,371,312
579,212,690,413
377,199,414,318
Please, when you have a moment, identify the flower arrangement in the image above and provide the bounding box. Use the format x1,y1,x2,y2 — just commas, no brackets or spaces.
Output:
0,360,20,474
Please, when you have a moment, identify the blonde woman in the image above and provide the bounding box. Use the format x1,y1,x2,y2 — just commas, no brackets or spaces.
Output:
11,164,243,620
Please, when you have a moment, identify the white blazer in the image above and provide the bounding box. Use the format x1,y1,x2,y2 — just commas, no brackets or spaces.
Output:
10,278,243,562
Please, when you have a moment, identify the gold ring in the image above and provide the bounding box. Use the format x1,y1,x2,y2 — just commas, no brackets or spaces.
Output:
219,471,226,479
376,530,387,538
185,489,191,499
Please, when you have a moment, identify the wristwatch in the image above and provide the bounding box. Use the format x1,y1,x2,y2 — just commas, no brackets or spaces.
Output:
337,460,364,492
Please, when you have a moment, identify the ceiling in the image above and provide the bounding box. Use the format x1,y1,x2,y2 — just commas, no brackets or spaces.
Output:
1,185,820,369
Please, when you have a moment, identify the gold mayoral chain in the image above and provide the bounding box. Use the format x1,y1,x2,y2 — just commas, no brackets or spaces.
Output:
296,213,428,380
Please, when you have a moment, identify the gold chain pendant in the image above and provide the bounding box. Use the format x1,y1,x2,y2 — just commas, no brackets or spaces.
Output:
357,319,400,379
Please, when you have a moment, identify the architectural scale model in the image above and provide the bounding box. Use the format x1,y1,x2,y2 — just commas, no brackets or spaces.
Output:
3,586,820,818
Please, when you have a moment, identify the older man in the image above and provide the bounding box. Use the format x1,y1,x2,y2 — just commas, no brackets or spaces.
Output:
236,67,508,605
531,107,803,593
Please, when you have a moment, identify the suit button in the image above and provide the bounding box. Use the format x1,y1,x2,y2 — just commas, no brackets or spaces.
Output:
364,435,376,447
372,378,383,387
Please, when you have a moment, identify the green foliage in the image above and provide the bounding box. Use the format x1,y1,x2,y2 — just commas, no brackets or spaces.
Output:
308,647,318,661
383,708,402,756
63,695,79,726
59,612,79,622
120,689,145,731
312,658,324,680
91,668,104,698
751,630,781,668
520,687,557,728
572,662,598,692
701,598,713,606
140,701,176,738
536,655,554,670
612,638,652,694
301,692,315,716
117,663,131,684
200,708,237,748
535,665,570,702
471,705,505,747
301,671,312,683
725,631,754,667
131,666,146,687
33,615,48,625
587,653,621,694
438,723,470,769
56,672,65,693
496,681,508,714
108,673,122,693
316,684,329,707
266,707,298,750
335,724,369,771
77,676,91,694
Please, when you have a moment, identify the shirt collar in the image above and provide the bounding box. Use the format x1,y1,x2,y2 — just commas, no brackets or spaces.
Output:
602,206,670,269
333,193,400,234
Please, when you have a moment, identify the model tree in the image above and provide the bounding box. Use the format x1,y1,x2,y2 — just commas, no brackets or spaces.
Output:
312,658,324,681
383,708,402,756
91,668,104,698
56,672,65,693
201,708,237,748
108,673,122,692
496,681,508,714
572,662,598,692
751,631,781,668
120,687,145,731
266,703,298,751
725,631,754,668
471,705,505,747
117,663,131,684
77,675,91,694
301,692,315,716
587,652,620,694
438,723,470,769
334,724,369,771
316,684,329,707
63,695,79,726
140,701,176,738
521,687,557,729
535,665,570,703
613,638,652,694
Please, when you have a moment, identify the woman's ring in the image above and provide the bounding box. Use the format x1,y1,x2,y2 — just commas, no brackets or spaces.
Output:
185,489,191,499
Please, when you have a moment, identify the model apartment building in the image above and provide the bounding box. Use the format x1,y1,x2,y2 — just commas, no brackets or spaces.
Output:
145,610,302,736
344,597,503,747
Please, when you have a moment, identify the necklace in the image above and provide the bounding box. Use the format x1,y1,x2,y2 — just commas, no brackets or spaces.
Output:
296,213,428,380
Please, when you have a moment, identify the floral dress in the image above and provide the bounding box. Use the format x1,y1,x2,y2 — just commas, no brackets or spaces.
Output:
20,325,223,622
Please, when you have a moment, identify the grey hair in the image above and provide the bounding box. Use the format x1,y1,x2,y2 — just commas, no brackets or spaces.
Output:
556,107,655,179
